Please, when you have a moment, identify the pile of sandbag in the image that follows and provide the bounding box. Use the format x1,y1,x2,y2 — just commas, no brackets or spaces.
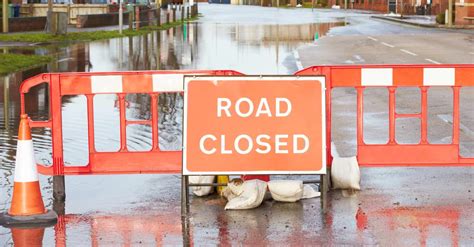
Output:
189,176,321,210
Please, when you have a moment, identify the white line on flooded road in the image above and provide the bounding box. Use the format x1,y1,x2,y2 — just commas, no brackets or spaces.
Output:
331,142,340,158
353,55,365,62
438,114,474,139
293,50,303,70
293,50,300,60
296,61,303,70
400,49,417,56
425,58,441,64
367,36,378,41
381,42,395,48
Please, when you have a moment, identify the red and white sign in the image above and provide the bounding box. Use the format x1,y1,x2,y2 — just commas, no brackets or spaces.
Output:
183,76,326,175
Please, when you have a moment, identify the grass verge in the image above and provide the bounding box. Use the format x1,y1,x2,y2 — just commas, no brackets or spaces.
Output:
0,53,53,75
0,16,199,43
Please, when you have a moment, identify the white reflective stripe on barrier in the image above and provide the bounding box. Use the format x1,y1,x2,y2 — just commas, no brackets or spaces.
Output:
152,74,185,92
91,75,123,93
361,68,393,86
14,140,39,182
423,68,455,86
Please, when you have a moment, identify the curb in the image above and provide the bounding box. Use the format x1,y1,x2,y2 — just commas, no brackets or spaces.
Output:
371,15,438,28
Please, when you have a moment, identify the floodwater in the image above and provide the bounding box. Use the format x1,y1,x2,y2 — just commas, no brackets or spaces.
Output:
1,4,473,246
0,4,347,245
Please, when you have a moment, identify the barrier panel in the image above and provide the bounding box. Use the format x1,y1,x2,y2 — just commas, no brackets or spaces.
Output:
295,64,474,167
20,70,243,176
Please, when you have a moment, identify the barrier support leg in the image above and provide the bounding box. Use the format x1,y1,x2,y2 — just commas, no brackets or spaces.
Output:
181,175,189,217
321,172,328,204
53,176,66,202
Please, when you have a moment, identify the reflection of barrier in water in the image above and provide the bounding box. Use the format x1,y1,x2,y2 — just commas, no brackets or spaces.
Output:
51,213,187,246
356,207,460,246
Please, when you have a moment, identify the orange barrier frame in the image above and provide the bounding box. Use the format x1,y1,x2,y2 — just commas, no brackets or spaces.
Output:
20,65,474,176
20,70,243,176
295,64,474,167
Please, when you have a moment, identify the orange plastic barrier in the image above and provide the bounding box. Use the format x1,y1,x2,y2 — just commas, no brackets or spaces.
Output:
295,64,474,167
20,70,243,175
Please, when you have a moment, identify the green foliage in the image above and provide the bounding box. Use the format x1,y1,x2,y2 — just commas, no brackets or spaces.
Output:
436,13,445,24
0,53,52,75
436,12,455,25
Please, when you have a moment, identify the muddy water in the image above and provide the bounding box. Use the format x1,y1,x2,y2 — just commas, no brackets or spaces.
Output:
0,16,343,245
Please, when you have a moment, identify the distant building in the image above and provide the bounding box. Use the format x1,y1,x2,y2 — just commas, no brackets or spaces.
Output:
326,0,447,15
327,0,473,25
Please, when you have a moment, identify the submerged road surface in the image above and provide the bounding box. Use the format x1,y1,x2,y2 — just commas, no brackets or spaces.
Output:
0,3,473,245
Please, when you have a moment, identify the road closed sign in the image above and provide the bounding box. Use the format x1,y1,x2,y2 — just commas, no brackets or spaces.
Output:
183,76,326,175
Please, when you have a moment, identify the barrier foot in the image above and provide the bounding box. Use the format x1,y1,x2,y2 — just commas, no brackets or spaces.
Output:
0,210,57,228
53,175,66,202
181,175,189,217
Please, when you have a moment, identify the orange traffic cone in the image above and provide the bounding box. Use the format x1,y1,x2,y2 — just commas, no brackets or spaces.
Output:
0,114,57,227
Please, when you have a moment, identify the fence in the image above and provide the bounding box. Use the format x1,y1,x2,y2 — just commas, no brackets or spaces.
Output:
20,70,243,176
295,64,474,167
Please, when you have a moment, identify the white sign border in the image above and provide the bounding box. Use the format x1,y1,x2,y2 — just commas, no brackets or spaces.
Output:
182,75,326,175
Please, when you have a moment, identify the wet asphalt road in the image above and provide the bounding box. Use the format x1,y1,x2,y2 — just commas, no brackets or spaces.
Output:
0,3,474,246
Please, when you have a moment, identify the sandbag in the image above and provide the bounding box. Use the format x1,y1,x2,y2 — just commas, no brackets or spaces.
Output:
268,180,321,202
331,156,361,190
189,176,215,196
268,180,303,202
225,179,267,210
302,185,321,199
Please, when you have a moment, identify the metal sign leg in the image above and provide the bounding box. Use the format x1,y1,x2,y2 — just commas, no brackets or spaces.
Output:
181,175,189,217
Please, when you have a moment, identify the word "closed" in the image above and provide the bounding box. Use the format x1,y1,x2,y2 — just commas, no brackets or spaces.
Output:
198,97,309,155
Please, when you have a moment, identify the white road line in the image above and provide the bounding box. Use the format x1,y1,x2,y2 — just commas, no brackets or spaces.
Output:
367,36,378,41
381,42,395,48
400,49,417,56
353,55,365,62
331,142,340,158
293,50,300,60
425,58,441,64
296,61,303,70
438,114,474,139
293,50,303,70
470,52,474,55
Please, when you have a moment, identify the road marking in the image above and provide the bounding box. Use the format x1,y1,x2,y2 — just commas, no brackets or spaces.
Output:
381,42,395,48
293,50,300,60
470,52,474,55
400,49,417,56
293,50,303,70
353,55,365,62
367,36,378,41
296,61,303,70
438,114,474,139
331,142,340,158
425,58,441,64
